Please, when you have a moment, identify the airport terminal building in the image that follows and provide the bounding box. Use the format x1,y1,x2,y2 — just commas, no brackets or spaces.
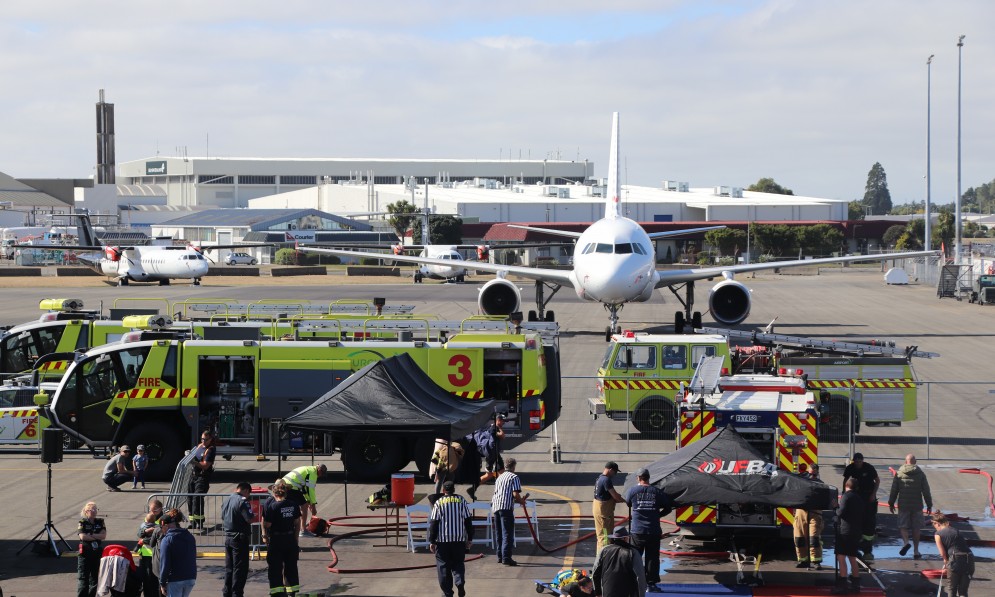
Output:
117,157,593,209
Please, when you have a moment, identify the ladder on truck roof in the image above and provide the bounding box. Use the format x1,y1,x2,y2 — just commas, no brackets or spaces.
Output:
174,300,416,319
294,317,559,342
686,355,726,396
696,327,938,359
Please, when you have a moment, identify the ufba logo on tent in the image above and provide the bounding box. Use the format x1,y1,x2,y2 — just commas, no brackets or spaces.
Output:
697,458,779,477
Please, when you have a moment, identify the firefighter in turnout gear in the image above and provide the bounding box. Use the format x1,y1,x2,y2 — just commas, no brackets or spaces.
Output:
188,429,217,530
793,463,825,570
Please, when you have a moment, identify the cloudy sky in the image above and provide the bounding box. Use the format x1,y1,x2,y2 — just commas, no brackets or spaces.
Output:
2,1,992,205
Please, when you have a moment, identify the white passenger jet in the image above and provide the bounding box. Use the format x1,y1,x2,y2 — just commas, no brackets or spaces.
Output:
18,213,263,286
303,113,936,339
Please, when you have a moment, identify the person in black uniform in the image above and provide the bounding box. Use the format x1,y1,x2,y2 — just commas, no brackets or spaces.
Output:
832,478,865,595
188,429,217,531
842,452,880,561
429,480,474,597
262,480,302,597
222,482,254,597
77,501,107,597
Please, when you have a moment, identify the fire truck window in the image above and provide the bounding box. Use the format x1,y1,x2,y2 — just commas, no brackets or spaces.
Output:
600,344,615,370
0,389,15,408
662,345,687,369
690,345,717,369
613,345,656,369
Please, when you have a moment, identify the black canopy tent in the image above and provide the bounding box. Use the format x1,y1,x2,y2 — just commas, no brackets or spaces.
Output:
282,353,496,497
283,353,495,438
630,427,837,511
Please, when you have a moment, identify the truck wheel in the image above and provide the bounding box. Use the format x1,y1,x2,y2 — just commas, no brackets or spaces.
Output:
122,422,183,481
344,432,403,481
823,396,859,443
633,398,675,439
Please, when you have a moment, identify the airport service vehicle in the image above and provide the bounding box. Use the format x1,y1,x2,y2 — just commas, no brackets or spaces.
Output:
970,274,995,305
674,357,820,538
590,328,935,441
588,332,731,437
0,380,82,448
43,316,560,480
0,298,416,381
225,252,257,266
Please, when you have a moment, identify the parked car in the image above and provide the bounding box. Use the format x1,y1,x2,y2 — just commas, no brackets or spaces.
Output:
225,252,257,265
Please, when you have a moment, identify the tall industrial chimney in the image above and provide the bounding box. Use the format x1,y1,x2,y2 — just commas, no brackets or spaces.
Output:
96,89,115,184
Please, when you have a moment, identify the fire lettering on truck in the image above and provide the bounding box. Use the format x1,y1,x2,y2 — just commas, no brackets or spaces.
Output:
137,377,160,387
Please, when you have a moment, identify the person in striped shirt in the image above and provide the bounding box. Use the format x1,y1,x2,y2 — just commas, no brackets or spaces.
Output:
490,458,530,566
429,481,475,597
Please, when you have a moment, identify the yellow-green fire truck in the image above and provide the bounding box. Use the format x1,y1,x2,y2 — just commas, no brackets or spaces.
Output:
42,316,560,480
590,328,935,441
0,298,416,381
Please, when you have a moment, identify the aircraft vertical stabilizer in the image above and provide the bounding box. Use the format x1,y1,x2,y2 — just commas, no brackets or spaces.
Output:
605,112,621,220
76,211,100,247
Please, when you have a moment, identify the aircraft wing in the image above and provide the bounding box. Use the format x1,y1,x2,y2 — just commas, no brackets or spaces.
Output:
506,224,583,239
646,225,726,240
301,247,575,285
654,250,938,287
197,243,274,251
13,243,106,251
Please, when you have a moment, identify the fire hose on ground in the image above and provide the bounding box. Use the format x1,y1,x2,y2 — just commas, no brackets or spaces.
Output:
324,503,724,573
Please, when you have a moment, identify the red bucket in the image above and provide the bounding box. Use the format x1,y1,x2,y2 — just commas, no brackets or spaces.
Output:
391,473,415,506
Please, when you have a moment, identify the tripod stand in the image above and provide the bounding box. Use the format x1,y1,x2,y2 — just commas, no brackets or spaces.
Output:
18,462,73,557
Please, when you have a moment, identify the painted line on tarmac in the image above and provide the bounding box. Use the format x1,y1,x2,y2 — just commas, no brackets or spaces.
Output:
525,485,580,570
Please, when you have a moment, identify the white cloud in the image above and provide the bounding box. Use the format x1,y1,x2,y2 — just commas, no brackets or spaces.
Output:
1,0,992,204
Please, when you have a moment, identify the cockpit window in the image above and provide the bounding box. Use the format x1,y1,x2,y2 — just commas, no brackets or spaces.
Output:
595,243,612,254
633,244,647,255
615,243,632,254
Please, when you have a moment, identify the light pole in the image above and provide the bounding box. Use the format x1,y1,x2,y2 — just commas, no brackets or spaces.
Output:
925,54,934,251
956,35,965,263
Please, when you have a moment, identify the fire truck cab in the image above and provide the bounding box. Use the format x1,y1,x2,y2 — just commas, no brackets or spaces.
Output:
675,357,820,538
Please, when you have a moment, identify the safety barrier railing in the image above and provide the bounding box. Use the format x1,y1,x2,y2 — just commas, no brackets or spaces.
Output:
145,490,273,558
515,375,995,465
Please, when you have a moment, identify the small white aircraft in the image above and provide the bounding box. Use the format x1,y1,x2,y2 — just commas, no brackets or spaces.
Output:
303,113,937,338
18,213,263,286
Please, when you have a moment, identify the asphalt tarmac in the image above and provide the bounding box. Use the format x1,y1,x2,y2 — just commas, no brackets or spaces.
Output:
0,268,991,596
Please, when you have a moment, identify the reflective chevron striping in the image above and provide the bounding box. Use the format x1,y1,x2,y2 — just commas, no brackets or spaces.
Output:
603,379,684,390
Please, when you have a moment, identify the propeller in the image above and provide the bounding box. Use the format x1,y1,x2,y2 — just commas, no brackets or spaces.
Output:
187,244,216,264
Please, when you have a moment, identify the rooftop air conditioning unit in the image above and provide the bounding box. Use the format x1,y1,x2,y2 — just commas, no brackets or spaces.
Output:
556,188,570,198
715,186,731,197
730,187,744,198
591,185,607,197
545,186,559,197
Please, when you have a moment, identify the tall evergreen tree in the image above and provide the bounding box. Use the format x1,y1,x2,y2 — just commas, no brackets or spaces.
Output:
862,162,892,215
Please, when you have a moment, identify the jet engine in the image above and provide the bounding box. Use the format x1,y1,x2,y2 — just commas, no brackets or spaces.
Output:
635,283,655,302
478,278,521,316
708,279,751,325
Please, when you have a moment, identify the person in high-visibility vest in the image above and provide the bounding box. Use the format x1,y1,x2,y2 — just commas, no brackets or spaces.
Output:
281,464,327,537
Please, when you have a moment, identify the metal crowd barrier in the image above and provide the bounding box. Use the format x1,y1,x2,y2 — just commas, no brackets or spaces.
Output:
145,490,273,558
